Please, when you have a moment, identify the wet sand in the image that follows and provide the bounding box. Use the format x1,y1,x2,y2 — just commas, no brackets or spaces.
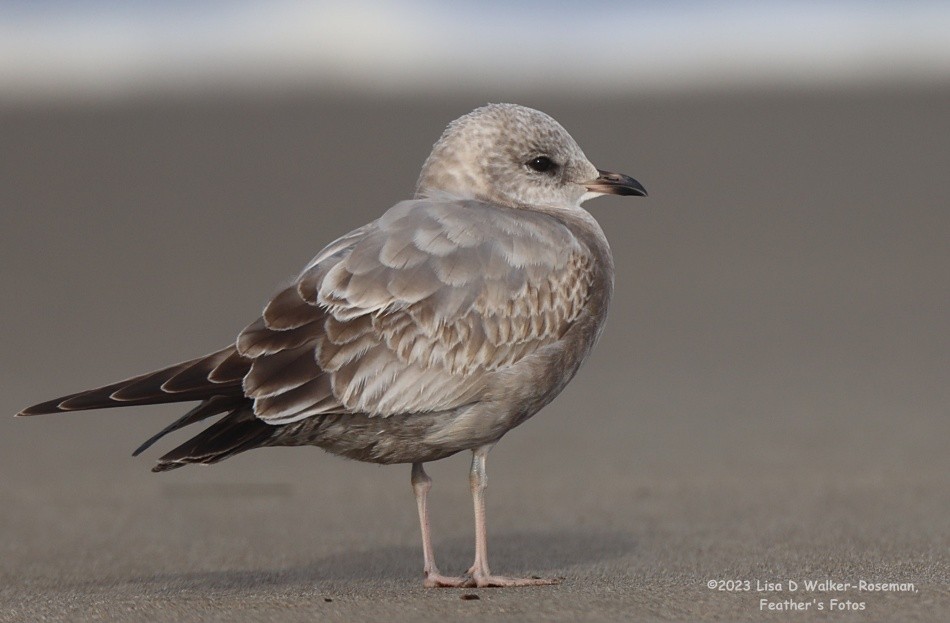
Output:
1,87,948,621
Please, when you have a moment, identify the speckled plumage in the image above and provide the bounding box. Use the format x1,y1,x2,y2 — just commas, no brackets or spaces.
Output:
19,103,646,587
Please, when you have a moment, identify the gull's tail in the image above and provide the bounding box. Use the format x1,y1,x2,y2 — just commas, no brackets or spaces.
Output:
15,346,283,470
149,406,279,472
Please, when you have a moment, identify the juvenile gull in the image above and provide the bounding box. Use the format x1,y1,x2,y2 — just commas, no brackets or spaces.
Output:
18,103,646,588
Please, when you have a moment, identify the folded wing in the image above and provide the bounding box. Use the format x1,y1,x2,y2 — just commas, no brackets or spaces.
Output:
243,196,595,424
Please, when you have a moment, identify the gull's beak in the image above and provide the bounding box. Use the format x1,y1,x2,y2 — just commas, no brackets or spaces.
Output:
585,169,647,197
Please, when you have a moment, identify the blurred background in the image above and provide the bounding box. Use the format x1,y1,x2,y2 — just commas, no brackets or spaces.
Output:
2,0,950,100
1,1,948,621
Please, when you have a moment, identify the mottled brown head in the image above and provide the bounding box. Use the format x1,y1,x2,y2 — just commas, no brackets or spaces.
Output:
415,103,645,210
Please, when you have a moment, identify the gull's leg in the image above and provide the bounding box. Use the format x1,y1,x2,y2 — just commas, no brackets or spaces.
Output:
465,445,560,588
412,462,467,588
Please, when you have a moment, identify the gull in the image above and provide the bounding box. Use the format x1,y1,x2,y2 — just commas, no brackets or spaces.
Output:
18,103,646,588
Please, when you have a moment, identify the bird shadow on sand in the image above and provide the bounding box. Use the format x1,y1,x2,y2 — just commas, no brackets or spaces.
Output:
48,530,638,595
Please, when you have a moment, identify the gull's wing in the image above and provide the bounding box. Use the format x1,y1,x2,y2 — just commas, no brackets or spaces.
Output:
241,197,595,424
18,346,249,416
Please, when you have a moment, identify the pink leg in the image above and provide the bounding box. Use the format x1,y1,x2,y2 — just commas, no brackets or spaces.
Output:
465,445,560,588
411,462,467,588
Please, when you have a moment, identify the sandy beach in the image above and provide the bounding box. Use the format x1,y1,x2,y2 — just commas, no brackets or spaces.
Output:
1,87,948,622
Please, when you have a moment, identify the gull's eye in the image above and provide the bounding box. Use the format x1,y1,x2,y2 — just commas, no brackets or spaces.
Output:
526,156,557,174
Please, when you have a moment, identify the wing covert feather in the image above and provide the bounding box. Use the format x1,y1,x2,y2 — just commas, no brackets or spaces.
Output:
238,198,594,424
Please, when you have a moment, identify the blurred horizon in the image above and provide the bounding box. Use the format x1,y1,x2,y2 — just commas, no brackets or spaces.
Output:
2,0,950,104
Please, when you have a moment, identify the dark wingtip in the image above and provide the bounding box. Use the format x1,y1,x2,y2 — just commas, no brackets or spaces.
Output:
16,400,66,417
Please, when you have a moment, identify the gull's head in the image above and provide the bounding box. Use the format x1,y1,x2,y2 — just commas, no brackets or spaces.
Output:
415,103,645,209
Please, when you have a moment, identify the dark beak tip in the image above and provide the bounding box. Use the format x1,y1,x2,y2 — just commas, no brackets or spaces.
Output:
586,169,647,197
620,185,648,197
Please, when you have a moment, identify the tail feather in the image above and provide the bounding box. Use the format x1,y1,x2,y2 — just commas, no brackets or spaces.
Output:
131,395,247,457
152,408,279,472
17,347,250,416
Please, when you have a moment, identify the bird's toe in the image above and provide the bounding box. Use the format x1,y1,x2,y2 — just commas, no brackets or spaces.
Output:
423,572,472,588
472,574,561,588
